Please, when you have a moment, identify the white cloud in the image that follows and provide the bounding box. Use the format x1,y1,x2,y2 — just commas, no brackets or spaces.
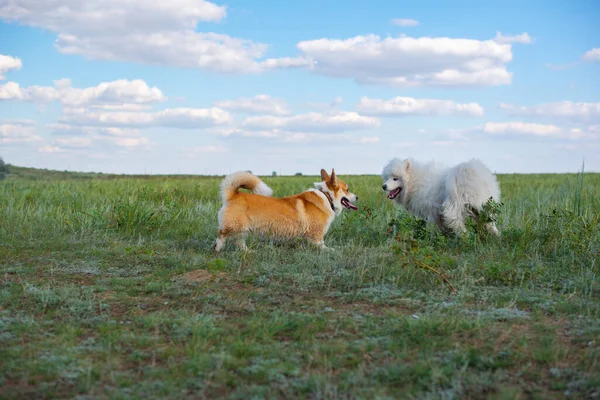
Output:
274,132,380,144
482,122,600,140
331,96,344,106
273,34,513,88
499,101,600,122
222,128,279,138
570,126,600,140
588,125,600,134
0,0,226,32
203,126,244,136
392,19,419,27
38,145,65,153
54,136,93,148
242,111,380,132
1,78,165,105
21,84,62,102
447,122,600,142
0,54,21,80
546,48,597,69
493,32,533,44
0,81,22,100
445,128,470,141
300,96,344,112
352,136,380,144
356,96,484,116
90,104,152,111
0,121,43,145
47,124,141,137
214,94,290,115
153,108,232,128
44,123,151,151
582,48,600,62
260,57,314,69
3,118,36,125
483,122,563,137
0,1,277,74
233,129,379,145
56,32,270,74
204,122,380,145
59,79,165,106
97,136,151,148
61,107,232,128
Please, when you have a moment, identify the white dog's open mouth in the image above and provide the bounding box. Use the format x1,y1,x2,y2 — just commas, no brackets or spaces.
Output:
387,187,401,200
341,197,358,210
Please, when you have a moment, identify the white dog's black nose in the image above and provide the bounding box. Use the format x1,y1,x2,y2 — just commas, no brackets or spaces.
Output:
382,184,387,190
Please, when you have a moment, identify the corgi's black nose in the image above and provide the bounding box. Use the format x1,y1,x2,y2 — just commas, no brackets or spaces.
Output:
382,184,387,190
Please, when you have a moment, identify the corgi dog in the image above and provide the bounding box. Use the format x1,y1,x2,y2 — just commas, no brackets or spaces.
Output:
214,168,358,252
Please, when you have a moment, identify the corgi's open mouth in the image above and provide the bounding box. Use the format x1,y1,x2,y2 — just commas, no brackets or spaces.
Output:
387,187,401,200
341,197,358,210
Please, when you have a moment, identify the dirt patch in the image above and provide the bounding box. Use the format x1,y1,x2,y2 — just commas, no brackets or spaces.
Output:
177,269,227,284
331,299,418,316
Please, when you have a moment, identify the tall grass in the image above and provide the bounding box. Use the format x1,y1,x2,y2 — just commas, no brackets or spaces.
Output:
574,160,586,216
1,167,599,399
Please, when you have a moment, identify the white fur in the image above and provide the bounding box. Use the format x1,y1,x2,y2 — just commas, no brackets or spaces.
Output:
306,188,335,234
381,157,501,235
254,181,274,197
219,171,273,203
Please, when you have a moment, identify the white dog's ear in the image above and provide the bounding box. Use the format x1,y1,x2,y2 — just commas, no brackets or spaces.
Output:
404,159,411,172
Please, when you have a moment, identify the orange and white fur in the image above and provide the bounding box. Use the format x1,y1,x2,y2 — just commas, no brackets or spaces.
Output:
215,169,358,252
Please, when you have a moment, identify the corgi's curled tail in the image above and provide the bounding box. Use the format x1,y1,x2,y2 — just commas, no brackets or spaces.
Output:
220,171,273,203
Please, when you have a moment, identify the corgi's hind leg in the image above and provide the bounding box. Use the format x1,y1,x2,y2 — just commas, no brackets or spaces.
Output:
214,229,230,252
234,232,249,251
215,218,250,252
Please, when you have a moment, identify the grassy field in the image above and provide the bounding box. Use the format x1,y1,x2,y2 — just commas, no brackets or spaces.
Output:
1,165,599,399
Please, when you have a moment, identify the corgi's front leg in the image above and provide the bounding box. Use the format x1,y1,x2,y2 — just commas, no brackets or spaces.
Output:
313,239,334,251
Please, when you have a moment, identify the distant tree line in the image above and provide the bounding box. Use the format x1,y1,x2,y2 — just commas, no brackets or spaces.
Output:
271,171,303,177
0,157,9,180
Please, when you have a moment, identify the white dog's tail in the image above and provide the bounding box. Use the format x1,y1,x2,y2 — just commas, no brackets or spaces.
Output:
220,171,273,203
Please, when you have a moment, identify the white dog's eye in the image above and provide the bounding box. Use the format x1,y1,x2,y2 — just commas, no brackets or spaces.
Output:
393,178,398,181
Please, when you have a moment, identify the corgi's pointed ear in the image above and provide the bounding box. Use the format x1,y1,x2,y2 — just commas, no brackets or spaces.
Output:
320,169,329,181
330,168,337,185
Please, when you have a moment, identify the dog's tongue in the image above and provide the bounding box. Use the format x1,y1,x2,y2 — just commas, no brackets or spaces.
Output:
387,188,401,199
341,197,358,210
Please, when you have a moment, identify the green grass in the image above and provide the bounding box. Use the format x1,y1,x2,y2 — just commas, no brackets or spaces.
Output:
1,165,599,399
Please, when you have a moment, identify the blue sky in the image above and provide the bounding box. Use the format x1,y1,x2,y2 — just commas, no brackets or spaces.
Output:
1,0,599,175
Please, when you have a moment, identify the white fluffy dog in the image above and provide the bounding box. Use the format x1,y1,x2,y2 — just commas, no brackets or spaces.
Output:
381,157,501,236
